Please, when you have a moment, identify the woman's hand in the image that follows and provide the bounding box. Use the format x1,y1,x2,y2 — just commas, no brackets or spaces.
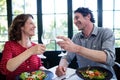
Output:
40,66,47,70
28,44,46,55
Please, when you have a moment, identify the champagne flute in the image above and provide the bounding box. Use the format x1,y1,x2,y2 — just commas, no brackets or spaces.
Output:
41,31,51,45
55,38,67,57
58,48,66,57
39,31,51,59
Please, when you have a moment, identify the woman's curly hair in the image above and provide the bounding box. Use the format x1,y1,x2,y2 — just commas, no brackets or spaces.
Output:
8,14,33,41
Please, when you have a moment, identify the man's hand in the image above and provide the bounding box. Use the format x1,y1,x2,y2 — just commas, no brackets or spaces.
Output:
55,66,67,77
56,36,79,53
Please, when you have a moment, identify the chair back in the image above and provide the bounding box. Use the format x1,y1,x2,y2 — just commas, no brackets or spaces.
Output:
113,62,120,80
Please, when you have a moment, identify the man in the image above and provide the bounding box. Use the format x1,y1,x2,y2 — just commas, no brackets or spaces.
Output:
55,7,116,79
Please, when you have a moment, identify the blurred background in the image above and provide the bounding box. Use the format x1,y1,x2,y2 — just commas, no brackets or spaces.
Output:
0,0,120,69
0,0,120,51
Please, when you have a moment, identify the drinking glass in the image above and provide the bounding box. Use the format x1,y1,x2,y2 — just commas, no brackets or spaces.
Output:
58,48,67,57
55,38,67,57
39,31,51,59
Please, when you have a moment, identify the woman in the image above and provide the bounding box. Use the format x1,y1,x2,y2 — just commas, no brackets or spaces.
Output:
0,14,48,80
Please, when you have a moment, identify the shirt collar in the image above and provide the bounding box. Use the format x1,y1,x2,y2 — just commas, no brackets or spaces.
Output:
91,26,98,36
80,25,98,38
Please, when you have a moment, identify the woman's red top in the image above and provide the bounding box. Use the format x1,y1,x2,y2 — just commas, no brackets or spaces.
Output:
0,41,43,80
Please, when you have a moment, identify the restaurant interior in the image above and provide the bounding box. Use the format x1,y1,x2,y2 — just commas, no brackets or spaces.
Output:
0,0,120,80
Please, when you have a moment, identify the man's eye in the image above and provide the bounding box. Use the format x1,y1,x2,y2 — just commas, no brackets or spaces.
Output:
75,17,79,20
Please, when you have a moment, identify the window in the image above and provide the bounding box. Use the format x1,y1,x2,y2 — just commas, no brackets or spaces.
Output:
12,0,38,43
42,0,68,51
0,0,8,51
103,0,120,47
0,0,120,52
72,0,98,35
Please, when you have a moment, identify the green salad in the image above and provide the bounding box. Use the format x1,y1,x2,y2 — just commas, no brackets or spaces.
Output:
80,69,107,80
20,70,47,80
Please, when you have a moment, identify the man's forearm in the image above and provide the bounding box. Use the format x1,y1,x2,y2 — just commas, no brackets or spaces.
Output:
59,58,69,67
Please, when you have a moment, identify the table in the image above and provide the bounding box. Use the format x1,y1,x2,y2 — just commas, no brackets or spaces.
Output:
48,66,116,80
48,66,83,80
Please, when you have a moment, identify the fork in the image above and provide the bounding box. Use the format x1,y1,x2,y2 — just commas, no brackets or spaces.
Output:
61,73,76,80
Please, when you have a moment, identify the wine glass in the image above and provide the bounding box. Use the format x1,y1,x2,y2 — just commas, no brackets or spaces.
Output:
55,38,67,57
41,31,51,46
58,48,67,57
39,31,51,59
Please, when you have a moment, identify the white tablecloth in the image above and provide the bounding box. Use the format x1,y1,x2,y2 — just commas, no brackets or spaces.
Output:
48,66,83,80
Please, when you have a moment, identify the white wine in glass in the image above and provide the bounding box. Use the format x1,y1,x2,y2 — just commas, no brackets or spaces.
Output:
55,38,67,57
39,31,51,59
58,48,67,57
41,31,51,46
